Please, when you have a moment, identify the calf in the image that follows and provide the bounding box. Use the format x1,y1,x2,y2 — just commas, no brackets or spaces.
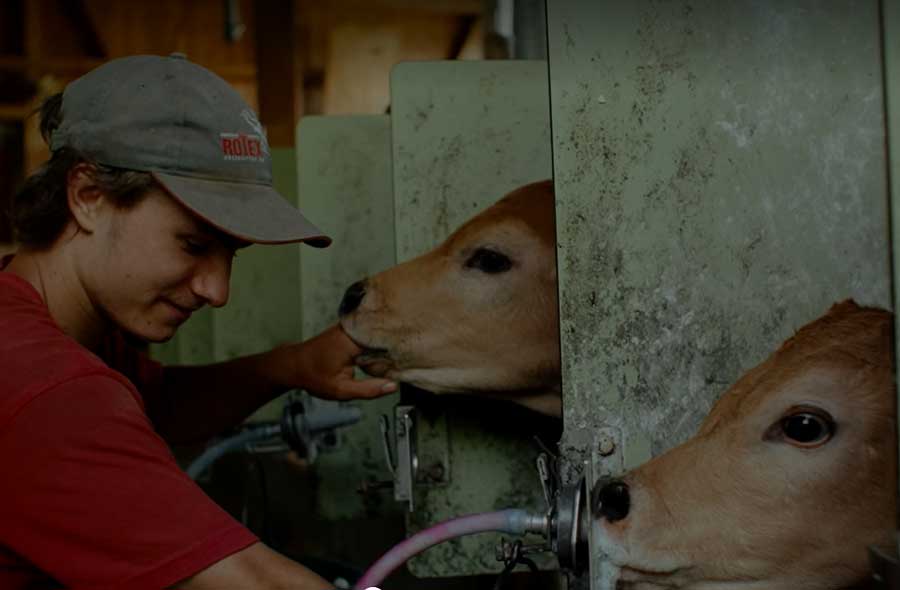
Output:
338,180,561,416
591,300,897,589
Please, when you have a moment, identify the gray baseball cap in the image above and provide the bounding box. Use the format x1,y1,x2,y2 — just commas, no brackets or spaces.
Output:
50,53,331,247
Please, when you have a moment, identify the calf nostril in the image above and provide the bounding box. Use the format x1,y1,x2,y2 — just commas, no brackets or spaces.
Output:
339,280,367,316
591,479,630,523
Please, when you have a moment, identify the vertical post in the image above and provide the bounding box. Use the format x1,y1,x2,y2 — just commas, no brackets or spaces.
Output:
23,0,41,81
253,0,301,149
513,0,547,59
881,0,900,529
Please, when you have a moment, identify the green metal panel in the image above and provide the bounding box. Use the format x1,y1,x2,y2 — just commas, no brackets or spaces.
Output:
390,60,555,577
151,148,304,425
217,148,304,422
547,0,891,549
296,115,401,521
150,306,215,366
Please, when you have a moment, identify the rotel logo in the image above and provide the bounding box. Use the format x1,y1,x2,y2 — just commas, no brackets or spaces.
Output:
220,132,265,162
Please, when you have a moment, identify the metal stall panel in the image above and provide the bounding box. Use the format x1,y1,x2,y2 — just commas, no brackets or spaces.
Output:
296,115,400,522
547,0,891,523
151,306,215,366
152,148,304,425
390,60,555,577
214,150,306,422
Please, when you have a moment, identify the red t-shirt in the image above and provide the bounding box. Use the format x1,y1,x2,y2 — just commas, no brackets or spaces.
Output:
0,270,258,589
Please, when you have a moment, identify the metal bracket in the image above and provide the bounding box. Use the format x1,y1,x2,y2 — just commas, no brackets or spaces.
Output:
553,476,588,574
393,405,419,512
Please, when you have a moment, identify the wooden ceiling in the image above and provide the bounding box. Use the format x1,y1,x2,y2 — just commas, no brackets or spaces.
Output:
0,0,486,167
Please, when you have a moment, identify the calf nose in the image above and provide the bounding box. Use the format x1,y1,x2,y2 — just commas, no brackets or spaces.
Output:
339,280,368,316
591,479,630,523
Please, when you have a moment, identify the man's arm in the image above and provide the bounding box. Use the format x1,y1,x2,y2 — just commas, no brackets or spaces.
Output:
151,325,397,444
171,542,333,590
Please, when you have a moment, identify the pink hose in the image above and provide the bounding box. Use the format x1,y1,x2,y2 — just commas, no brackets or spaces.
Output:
354,509,539,589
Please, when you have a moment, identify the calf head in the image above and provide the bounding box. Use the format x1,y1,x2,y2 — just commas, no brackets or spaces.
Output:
592,301,896,590
338,180,561,416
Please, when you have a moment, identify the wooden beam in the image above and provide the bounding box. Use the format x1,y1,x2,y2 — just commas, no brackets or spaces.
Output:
0,56,26,72
54,0,107,58
0,0,25,56
23,0,42,80
447,14,480,59
253,1,300,148
301,0,483,16
457,16,486,60
321,14,460,115
0,103,31,121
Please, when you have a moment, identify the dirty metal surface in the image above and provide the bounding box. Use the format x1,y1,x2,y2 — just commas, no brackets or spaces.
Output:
390,60,557,577
548,0,890,480
296,115,402,522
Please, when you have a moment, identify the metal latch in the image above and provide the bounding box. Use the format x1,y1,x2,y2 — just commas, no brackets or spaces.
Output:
392,405,418,512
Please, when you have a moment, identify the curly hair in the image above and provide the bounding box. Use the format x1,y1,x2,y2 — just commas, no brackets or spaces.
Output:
8,93,156,250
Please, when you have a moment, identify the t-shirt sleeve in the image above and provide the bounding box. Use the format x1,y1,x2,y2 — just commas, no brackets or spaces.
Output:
97,330,165,399
0,374,258,589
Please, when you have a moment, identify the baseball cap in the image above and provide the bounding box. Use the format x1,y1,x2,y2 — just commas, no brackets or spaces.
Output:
49,53,331,247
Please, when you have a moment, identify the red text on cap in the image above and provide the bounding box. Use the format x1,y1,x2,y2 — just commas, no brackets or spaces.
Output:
220,133,265,162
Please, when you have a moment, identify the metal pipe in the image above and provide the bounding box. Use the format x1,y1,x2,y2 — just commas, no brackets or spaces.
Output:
513,0,547,59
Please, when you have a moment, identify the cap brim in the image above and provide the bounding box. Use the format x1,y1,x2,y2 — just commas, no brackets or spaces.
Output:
152,172,332,247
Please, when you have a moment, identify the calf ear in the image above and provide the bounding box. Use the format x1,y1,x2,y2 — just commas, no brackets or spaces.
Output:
826,299,860,315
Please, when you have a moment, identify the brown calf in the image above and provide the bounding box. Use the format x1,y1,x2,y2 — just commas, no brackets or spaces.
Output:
338,180,561,416
591,301,896,589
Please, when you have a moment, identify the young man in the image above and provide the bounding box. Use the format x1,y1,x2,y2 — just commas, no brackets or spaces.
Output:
0,54,396,589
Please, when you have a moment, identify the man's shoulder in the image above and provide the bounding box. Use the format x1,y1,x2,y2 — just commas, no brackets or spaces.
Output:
0,277,134,428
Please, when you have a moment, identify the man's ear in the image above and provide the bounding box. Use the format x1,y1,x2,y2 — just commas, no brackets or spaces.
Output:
66,163,107,234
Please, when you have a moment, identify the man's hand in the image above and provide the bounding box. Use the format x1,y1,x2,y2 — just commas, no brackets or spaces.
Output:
281,324,398,400
155,325,398,444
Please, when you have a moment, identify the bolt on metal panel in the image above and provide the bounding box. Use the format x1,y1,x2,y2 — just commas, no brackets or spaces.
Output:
390,60,556,577
547,1,890,587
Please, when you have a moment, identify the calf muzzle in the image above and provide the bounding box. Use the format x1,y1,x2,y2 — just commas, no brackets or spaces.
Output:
592,479,631,523
339,280,368,316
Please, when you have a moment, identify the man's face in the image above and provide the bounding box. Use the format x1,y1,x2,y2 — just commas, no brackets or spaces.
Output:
77,187,247,343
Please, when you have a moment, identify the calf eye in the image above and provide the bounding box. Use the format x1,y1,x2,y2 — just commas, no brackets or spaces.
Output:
780,411,834,447
465,248,513,274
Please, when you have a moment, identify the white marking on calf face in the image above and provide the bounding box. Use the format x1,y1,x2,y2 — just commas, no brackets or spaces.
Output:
592,301,896,590
339,180,561,416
